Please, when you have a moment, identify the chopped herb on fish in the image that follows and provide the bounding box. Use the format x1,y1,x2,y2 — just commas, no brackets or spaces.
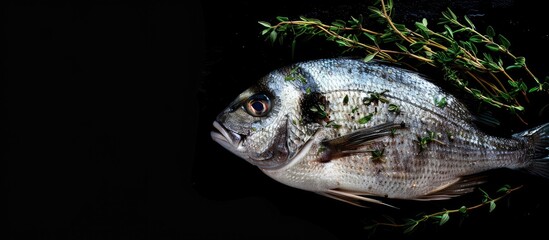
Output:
310,104,328,119
435,96,447,108
390,128,398,137
285,66,307,83
371,148,385,163
358,113,374,124
326,120,342,129
343,94,349,105
416,130,446,152
388,103,401,113
446,131,455,141
318,145,327,154
363,90,390,105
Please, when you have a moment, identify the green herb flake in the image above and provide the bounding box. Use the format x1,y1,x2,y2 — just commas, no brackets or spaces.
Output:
326,120,342,129
390,128,397,137
358,113,373,124
317,145,327,154
388,103,400,113
446,131,455,141
363,90,390,105
285,67,307,84
310,103,328,119
371,148,385,162
416,130,446,152
434,96,447,108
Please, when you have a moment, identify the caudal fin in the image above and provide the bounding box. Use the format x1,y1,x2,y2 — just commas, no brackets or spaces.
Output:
513,123,549,178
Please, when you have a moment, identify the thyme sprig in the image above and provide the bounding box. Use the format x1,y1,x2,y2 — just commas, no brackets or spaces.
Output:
364,185,522,234
259,0,549,124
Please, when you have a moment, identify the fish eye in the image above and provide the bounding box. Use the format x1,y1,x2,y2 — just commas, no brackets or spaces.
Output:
244,93,271,117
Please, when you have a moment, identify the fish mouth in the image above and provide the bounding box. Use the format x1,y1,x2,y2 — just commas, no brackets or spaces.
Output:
211,121,249,160
211,121,288,170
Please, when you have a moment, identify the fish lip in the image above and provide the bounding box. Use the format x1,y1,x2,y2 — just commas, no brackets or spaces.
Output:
212,121,242,145
211,121,291,170
211,121,248,159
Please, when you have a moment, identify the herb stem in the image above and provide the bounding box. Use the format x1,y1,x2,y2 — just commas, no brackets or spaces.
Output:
368,185,523,231
261,0,548,123
380,0,415,44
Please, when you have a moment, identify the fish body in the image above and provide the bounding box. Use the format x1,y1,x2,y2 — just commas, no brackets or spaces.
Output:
211,58,549,206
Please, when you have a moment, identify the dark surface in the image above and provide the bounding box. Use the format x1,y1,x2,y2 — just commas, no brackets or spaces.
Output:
5,0,549,240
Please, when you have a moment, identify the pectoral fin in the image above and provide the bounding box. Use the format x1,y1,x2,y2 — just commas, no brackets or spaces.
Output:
319,122,405,161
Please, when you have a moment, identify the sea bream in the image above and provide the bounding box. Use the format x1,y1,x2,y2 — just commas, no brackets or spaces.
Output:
210,58,549,207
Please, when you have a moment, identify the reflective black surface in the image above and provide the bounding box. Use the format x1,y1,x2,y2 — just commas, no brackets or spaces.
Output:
6,0,549,239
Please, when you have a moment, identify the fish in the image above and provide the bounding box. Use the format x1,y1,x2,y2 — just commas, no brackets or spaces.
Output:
210,57,549,208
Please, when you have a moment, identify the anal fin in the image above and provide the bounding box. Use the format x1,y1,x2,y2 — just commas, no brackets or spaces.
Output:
417,174,486,201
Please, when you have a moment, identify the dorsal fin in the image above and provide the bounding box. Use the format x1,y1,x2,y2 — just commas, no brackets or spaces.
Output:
472,110,501,129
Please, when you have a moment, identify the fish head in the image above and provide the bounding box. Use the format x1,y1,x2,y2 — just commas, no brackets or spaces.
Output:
211,67,309,170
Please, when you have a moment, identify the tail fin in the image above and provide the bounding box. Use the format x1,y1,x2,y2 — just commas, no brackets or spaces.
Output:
513,123,549,178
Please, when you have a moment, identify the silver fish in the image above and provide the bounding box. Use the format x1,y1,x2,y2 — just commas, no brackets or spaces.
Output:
210,58,549,207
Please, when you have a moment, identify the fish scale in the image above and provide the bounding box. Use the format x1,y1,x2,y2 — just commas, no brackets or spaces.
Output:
211,58,549,207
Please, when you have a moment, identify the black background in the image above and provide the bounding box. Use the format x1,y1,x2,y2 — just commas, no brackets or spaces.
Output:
5,0,549,239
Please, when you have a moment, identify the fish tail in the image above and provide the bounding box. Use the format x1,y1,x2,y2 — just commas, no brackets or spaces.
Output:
514,122,549,178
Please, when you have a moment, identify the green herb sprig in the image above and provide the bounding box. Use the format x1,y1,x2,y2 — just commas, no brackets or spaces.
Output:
416,130,445,152
364,185,522,235
259,0,549,124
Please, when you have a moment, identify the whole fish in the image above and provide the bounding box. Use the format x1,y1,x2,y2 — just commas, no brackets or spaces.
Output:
210,58,549,207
